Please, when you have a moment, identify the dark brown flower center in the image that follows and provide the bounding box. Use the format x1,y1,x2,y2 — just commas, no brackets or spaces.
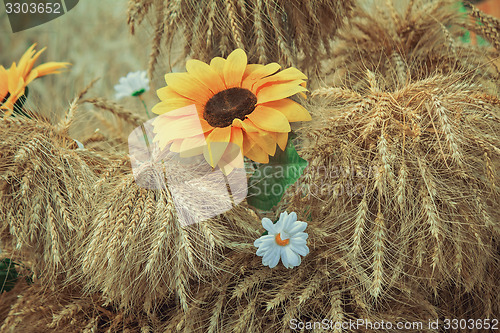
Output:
203,87,257,128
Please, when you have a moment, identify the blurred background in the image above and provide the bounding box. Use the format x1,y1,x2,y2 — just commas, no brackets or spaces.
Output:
475,0,500,16
0,0,157,123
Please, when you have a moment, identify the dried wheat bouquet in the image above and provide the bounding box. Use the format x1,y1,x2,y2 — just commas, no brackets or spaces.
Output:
0,115,100,285
127,0,354,77
328,0,499,92
1,1,500,332
286,70,500,302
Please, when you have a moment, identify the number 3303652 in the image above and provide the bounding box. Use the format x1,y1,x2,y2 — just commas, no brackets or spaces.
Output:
5,2,62,14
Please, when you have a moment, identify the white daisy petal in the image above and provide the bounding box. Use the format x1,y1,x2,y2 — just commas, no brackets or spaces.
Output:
262,245,279,263
263,247,279,268
114,70,150,100
294,244,309,257
285,247,300,268
291,233,309,241
283,211,298,231
262,257,269,266
290,237,307,246
280,247,290,268
254,234,273,248
275,213,287,232
254,238,263,247
269,250,281,268
256,239,276,255
288,221,308,235
262,218,277,234
279,211,288,222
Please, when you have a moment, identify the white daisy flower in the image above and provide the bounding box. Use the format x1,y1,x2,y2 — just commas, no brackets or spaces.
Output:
254,211,309,269
114,70,150,99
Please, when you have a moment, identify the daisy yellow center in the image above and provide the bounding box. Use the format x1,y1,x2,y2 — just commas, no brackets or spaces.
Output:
203,87,257,127
275,233,289,246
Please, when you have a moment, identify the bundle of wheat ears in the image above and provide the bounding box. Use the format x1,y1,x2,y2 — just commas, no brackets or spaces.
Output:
1,0,499,332
128,0,354,78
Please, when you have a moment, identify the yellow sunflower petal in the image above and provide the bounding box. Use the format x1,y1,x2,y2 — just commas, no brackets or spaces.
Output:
205,126,231,145
152,98,195,115
1,76,24,112
7,68,25,97
276,132,288,151
262,99,311,122
231,127,244,149
242,63,281,90
153,112,210,143
24,69,40,87
219,160,240,176
0,66,8,98
0,95,16,110
198,118,214,133
17,44,36,65
254,67,308,91
157,86,191,101
158,115,213,137
32,61,70,79
245,143,269,164
204,127,232,167
247,105,291,133
219,144,244,174
256,80,308,104
242,64,262,81
17,44,37,77
223,49,247,87
242,131,256,155
243,118,278,137
24,48,45,78
1,99,16,115
7,64,18,91
153,103,200,120
186,59,226,94
170,139,183,152
246,131,277,156
269,132,289,151
232,118,260,132
165,72,213,104
210,57,226,74
179,134,206,158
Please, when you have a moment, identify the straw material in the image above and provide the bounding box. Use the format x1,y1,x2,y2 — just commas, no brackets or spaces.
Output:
1,1,499,332
127,0,354,77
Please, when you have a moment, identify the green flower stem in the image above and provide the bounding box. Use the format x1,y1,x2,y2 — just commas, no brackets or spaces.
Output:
138,95,151,118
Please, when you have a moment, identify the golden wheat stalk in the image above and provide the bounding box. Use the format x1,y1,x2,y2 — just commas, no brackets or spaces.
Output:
286,69,499,302
326,0,497,90
127,0,354,78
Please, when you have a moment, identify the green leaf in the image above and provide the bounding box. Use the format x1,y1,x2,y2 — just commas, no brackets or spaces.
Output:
247,135,308,211
0,259,18,293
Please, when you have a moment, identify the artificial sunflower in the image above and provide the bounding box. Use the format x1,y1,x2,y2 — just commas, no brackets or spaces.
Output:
151,48,311,169
0,44,70,116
